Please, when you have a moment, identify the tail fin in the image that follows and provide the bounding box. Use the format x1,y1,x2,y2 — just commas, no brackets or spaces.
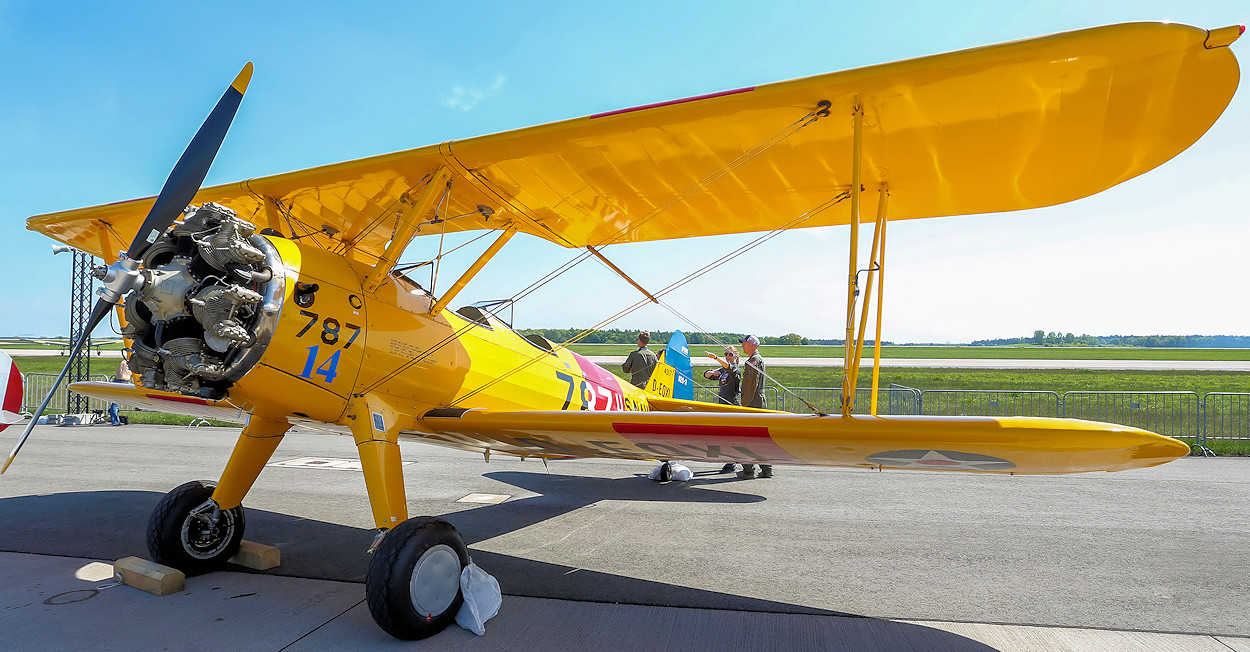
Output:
662,331,694,400
0,351,24,431
645,360,677,398
646,331,694,400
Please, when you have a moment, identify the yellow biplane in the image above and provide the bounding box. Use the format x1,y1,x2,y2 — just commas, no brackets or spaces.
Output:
3,21,1242,639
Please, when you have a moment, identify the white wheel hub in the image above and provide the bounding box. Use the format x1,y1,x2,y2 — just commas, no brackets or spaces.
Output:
408,543,460,618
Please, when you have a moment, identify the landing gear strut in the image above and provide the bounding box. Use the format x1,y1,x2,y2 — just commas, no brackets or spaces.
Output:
365,516,470,640
147,480,245,575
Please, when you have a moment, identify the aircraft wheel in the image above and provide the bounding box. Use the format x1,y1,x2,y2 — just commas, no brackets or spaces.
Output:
147,480,245,575
366,517,469,640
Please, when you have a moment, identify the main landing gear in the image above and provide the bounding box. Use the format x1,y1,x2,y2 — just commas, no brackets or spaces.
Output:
147,480,246,575
365,517,470,640
145,403,473,639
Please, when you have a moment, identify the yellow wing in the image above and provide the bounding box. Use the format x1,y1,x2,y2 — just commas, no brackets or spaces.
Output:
29,22,1240,260
413,408,1188,475
69,381,246,423
70,380,1188,474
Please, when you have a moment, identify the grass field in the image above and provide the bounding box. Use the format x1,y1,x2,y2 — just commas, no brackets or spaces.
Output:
19,355,1248,396
14,355,1248,453
1,339,125,351
10,339,1249,360
566,343,1250,360
759,367,1250,396
10,357,118,375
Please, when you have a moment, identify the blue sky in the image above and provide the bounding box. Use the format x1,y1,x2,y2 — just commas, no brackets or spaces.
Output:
1,1,1246,342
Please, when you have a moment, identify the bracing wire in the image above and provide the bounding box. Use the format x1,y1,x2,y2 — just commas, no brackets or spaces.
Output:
448,191,849,407
429,182,452,294
358,101,836,401
652,296,826,415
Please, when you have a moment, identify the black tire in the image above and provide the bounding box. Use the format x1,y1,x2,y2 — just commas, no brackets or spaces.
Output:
658,461,673,482
366,517,469,640
147,480,245,576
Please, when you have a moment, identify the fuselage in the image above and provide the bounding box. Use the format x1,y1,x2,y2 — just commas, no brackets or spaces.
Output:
224,236,648,425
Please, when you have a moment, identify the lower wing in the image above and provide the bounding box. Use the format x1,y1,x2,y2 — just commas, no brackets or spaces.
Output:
69,381,246,423
68,381,1188,473
414,408,1187,474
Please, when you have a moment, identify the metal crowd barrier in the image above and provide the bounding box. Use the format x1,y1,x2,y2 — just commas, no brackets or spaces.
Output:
1201,393,1250,444
696,384,1249,449
695,385,921,416
693,384,784,409
21,373,116,414
920,390,1061,418
1061,391,1202,444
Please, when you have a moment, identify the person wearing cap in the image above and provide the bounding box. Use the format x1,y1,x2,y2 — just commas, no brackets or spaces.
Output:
622,331,658,389
736,334,772,479
705,346,743,473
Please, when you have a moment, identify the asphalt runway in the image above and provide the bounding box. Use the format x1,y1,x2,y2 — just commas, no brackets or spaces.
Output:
1,424,1247,647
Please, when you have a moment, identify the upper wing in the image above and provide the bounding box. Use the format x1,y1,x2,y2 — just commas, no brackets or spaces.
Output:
413,408,1188,474
29,22,1240,259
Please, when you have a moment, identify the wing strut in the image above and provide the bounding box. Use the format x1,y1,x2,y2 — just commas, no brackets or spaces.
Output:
837,100,892,416
429,224,518,317
840,100,864,416
362,166,452,294
847,184,889,412
868,185,889,415
586,246,659,304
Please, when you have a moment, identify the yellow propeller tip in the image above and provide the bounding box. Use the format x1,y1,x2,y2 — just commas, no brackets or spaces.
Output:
231,62,254,95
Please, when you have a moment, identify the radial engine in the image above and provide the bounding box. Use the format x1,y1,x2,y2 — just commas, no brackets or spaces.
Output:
117,203,285,399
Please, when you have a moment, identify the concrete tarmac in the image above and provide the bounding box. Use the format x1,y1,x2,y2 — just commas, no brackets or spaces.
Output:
1,424,1247,650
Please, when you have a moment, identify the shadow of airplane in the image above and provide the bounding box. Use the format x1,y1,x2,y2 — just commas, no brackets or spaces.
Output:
0,484,996,650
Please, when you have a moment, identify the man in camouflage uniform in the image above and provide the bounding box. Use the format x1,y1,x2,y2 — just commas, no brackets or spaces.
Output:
622,331,658,389
705,346,743,474
736,335,772,479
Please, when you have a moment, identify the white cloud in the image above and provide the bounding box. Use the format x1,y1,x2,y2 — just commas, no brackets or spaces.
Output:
441,75,506,112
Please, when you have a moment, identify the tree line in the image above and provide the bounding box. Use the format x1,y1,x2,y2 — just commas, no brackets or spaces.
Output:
515,327,875,346
520,327,1250,348
971,331,1250,348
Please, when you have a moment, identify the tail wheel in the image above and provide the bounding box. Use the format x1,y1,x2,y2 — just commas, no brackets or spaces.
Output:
147,480,245,575
366,517,469,640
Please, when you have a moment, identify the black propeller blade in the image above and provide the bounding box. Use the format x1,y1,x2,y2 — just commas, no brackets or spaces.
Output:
3,63,253,474
129,63,253,260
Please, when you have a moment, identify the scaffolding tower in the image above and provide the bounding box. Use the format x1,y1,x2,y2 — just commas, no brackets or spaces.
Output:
66,249,94,413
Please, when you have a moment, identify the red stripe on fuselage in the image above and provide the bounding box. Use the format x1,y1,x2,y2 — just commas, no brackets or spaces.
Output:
571,352,627,411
